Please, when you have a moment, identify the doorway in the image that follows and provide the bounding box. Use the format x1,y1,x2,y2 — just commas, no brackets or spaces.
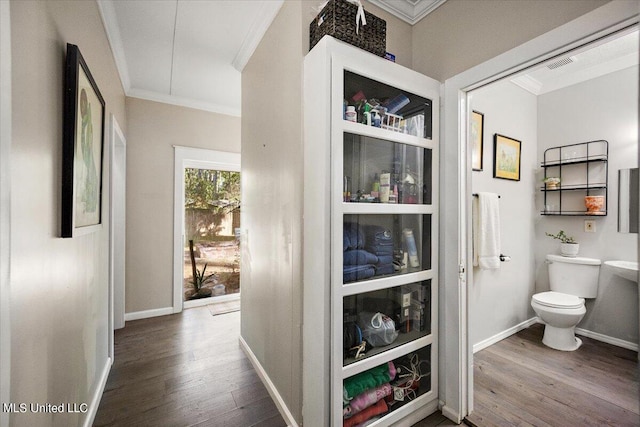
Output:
182,167,240,305
173,147,240,313
440,3,639,422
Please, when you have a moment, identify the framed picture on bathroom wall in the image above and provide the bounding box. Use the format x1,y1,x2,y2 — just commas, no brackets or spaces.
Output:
471,110,484,171
493,134,521,181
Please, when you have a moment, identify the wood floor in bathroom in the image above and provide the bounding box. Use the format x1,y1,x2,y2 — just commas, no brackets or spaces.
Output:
466,323,639,427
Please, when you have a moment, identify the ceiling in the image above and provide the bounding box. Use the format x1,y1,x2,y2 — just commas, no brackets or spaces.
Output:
98,1,637,117
97,0,445,117
510,29,639,96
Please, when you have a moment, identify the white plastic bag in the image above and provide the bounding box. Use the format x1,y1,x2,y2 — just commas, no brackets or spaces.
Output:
358,312,398,347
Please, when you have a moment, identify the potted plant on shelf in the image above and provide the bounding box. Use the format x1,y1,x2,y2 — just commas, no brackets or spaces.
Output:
543,177,561,189
546,230,579,257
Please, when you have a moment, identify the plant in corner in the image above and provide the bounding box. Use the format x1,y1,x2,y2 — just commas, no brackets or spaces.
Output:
188,239,214,299
546,230,579,257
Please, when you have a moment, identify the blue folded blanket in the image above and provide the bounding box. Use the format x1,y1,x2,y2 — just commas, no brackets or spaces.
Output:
375,264,395,276
376,255,394,265
344,222,365,251
344,249,379,266
343,265,376,283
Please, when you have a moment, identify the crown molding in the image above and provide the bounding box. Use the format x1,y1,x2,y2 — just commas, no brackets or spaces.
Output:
127,88,241,117
232,0,284,71
97,0,131,93
366,0,447,25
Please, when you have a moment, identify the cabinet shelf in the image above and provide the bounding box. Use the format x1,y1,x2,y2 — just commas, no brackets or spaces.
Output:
541,140,608,216
341,120,435,148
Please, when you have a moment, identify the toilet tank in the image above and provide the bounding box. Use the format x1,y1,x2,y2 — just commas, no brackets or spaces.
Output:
547,254,601,298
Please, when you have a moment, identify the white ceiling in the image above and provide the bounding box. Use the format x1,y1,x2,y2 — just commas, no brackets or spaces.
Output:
511,29,639,96
98,0,447,117
98,1,635,117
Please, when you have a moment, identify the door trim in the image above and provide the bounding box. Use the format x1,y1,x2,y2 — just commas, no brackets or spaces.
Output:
172,146,240,313
442,2,639,422
109,114,126,344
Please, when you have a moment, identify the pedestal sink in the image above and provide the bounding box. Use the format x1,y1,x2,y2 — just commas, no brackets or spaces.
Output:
604,260,639,283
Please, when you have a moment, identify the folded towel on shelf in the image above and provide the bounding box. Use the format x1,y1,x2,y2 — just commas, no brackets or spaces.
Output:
343,399,388,427
376,255,394,265
343,383,392,419
344,222,365,251
473,192,501,270
343,265,376,283
344,249,379,266
343,362,396,400
375,264,395,276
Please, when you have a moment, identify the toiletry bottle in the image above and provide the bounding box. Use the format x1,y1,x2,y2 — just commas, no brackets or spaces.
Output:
362,103,371,126
403,229,420,268
392,184,399,204
371,173,380,200
380,172,390,203
345,106,357,122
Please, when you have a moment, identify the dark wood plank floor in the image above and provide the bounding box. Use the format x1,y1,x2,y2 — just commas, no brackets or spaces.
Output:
466,324,639,427
94,307,286,427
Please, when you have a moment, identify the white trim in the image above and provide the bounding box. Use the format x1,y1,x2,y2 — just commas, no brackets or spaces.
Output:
0,2,11,425
239,336,298,427
444,1,640,421
124,307,174,321
128,89,240,117
473,318,539,354
108,114,126,344
82,356,112,427
172,146,240,314
232,0,283,72
441,404,462,425
96,0,131,93
183,292,240,309
575,328,638,352
367,0,447,25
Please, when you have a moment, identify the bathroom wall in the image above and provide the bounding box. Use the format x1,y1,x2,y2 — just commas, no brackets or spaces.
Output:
469,80,538,347
537,65,639,345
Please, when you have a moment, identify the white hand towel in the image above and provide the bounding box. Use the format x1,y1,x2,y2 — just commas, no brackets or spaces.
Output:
473,192,501,270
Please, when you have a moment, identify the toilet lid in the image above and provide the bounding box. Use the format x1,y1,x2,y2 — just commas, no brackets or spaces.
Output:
532,291,584,309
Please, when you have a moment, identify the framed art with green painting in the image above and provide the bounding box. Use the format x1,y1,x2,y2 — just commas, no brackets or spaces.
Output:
493,134,521,181
61,43,105,237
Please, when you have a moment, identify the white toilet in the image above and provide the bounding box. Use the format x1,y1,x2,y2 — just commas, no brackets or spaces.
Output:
531,254,601,351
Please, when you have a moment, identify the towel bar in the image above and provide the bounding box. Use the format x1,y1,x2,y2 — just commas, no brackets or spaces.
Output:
472,193,501,198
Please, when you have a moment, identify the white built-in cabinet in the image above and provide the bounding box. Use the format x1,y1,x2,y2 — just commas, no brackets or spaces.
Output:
303,36,439,426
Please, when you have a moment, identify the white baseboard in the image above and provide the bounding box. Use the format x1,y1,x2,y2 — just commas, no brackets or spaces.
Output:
473,317,538,354
124,306,173,321
239,336,298,427
440,403,461,424
83,356,112,427
575,327,639,352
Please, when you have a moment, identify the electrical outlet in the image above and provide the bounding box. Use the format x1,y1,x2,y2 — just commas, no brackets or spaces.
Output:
584,220,596,233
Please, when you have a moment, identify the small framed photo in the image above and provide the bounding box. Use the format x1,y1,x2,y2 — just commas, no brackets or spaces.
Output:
493,134,521,181
61,43,105,238
471,110,484,171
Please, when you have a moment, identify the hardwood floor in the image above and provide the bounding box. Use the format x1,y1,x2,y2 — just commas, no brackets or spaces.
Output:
94,307,286,427
466,324,639,427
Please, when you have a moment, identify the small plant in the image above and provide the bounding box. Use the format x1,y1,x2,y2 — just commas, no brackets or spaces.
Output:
545,230,576,244
193,263,215,292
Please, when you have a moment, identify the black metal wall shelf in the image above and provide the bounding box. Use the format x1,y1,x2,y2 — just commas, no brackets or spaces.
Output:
541,140,608,216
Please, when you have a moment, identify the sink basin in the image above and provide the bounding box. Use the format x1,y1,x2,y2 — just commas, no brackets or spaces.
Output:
604,260,639,283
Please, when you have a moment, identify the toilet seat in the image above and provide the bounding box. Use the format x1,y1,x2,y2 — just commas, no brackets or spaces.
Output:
532,291,584,309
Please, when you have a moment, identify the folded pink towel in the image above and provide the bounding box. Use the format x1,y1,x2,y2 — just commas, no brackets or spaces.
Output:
343,383,392,418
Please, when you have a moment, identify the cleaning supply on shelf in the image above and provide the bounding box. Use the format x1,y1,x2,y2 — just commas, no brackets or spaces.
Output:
346,106,357,122
403,229,420,268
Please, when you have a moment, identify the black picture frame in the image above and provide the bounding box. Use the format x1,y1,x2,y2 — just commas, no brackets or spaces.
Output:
62,43,105,238
471,110,484,171
493,133,521,181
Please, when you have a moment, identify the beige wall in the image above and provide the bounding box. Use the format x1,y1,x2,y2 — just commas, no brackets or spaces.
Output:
241,0,305,423
9,0,125,425
412,0,610,81
125,97,240,313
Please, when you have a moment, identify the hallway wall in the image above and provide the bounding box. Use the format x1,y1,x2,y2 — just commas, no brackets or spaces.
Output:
469,80,538,347
9,1,125,425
